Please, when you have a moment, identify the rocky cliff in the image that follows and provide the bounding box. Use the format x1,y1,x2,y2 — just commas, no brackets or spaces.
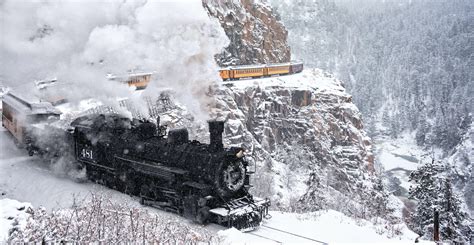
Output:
203,0,291,66
203,70,389,216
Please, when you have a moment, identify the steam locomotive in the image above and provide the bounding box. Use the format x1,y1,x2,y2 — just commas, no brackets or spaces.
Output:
2,91,270,230
71,113,270,230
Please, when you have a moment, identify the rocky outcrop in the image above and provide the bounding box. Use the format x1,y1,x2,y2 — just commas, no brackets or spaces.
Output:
203,0,291,66
206,69,387,216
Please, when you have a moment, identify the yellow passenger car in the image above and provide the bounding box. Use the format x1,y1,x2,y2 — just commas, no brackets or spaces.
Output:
219,62,303,81
219,66,266,80
231,66,265,79
265,63,291,76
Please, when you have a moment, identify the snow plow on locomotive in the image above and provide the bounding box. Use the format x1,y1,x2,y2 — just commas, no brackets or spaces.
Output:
71,113,270,230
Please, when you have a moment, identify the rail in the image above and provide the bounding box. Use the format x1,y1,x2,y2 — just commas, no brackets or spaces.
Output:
248,224,328,244
247,232,283,244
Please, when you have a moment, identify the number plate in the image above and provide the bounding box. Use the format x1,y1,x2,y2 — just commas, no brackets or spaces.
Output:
79,147,95,162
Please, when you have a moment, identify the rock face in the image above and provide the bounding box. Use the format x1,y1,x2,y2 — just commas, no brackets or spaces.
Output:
203,0,291,66
207,69,388,216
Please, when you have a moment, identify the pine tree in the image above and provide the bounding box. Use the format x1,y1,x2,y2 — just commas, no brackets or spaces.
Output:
409,160,472,243
408,159,442,237
437,178,472,244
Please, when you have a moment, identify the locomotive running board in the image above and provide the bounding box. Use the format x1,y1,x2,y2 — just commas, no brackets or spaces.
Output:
209,197,270,231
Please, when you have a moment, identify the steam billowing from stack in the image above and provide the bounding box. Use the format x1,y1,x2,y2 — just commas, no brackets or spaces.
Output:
0,0,229,120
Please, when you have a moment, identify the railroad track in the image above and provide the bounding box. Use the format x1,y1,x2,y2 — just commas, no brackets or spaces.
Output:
248,225,328,244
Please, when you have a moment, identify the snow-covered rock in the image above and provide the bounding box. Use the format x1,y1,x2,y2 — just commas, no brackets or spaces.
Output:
0,199,33,241
203,0,291,65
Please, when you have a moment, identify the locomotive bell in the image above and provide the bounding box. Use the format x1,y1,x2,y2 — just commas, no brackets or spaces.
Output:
208,120,224,151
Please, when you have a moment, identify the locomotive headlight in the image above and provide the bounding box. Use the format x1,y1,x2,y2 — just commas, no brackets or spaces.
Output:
236,149,244,158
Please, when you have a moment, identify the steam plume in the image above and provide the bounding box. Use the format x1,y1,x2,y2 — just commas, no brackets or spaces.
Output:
0,0,228,120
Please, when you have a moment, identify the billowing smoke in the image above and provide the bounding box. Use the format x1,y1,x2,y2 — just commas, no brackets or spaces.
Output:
0,0,228,120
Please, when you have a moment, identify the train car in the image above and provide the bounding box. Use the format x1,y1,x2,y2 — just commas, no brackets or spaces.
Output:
108,72,153,90
289,61,304,74
219,61,303,81
232,65,265,80
220,65,265,81
2,92,61,155
266,62,291,76
72,114,270,230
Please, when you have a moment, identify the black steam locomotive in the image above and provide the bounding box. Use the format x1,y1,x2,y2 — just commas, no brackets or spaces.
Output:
71,113,270,230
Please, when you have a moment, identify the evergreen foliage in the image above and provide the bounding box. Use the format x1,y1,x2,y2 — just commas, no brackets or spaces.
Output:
409,159,472,243
271,0,473,151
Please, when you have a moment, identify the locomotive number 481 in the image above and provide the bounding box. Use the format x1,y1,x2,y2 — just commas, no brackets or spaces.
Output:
80,148,94,161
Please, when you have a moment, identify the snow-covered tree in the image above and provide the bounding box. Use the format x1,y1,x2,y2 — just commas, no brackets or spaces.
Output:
408,159,441,237
409,160,472,243
437,178,472,244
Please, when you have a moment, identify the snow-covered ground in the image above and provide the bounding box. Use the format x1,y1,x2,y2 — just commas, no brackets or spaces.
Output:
2,199,424,244
220,210,426,244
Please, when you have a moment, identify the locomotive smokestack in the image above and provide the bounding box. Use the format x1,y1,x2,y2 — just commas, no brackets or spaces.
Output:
208,120,224,151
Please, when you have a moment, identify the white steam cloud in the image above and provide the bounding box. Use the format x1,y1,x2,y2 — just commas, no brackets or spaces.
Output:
0,0,228,120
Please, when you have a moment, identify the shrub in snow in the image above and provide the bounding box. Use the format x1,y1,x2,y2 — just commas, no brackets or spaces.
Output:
8,194,216,243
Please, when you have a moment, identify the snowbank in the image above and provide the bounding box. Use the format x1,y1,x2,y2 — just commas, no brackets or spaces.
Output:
0,199,32,241
219,210,432,244
223,69,346,96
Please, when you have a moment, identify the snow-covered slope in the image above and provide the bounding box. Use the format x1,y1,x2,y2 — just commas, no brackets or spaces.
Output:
1,198,425,243
219,210,426,244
